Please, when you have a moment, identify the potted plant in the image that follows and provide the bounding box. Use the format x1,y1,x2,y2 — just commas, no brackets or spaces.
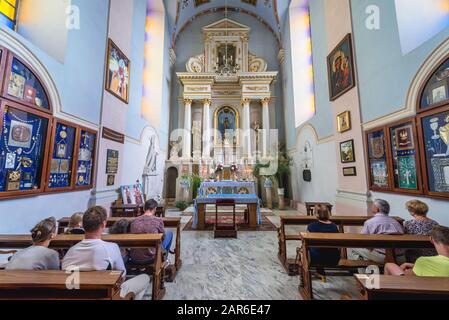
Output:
275,145,292,209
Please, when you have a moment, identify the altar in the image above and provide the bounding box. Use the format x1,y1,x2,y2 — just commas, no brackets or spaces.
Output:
193,180,261,230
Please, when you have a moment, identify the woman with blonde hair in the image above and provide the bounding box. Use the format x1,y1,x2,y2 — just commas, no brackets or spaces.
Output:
66,212,85,235
306,205,341,275
404,200,439,262
6,217,60,270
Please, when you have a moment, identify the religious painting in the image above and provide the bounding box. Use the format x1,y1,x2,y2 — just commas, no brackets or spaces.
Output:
337,111,351,133
106,39,130,104
215,107,238,145
327,34,355,101
421,110,449,193
371,161,389,188
398,156,418,189
420,58,449,109
343,167,357,177
7,58,49,109
0,106,49,193
75,130,96,187
120,184,144,205
394,124,415,151
340,139,355,163
217,44,237,68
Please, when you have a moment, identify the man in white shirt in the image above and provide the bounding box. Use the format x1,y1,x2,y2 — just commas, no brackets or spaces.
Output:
62,206,150,300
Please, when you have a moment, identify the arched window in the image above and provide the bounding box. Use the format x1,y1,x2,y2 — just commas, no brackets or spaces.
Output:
0,47,97,198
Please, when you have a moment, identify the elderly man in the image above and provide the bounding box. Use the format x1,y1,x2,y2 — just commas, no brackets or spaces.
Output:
350,199,404,264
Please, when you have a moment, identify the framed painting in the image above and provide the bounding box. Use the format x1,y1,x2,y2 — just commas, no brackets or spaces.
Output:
327,34,356,101
418,107,449,197
366,127,392,191
337,111,351,133
105,39,130,104
393,123,415,151
121,184,144,206
340,139,355,163
343,167,357,177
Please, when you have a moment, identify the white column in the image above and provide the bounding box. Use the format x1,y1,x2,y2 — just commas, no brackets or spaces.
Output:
261,97,270,157
183,98,192,159
202,99,212,159
242,98,252,158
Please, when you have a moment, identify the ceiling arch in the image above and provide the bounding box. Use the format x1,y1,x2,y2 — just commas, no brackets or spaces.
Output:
163,0,291,48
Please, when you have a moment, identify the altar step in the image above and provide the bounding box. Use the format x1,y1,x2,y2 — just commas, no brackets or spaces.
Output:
182,204,274,216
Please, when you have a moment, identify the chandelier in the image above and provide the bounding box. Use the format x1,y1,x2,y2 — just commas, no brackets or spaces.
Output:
214,1,241,76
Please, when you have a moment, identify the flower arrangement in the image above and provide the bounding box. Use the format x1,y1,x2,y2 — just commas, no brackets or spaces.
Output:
230,164,239,173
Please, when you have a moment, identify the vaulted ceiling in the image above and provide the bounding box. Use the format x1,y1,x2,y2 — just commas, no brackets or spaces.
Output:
163,0,292,47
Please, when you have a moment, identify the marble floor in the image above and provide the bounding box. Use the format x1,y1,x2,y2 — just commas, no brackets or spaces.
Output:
161,208,359,300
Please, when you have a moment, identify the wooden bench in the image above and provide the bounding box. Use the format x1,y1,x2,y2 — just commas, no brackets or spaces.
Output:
110,204,166,218
0,270,134,300
298,232,432,300
57,216,182,271
305,202,333,216
277,215,404,275
0,233,165,300
0,270,129,300
354,274,449,300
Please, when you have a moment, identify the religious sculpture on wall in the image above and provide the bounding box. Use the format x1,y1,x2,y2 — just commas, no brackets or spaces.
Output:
143,135,158,177
192,121,202,160
169,137,182,160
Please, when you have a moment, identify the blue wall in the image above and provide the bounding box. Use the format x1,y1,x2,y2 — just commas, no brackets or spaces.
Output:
283,0,333,150
351,0,449,123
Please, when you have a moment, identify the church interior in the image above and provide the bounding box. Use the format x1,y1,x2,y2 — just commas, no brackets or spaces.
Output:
0,0,449,302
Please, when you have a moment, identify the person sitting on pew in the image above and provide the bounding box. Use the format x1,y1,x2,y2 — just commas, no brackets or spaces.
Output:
109,219,131,263
6,217,60,271
384,225,449,277
307,205,341,275
403,200,439,262
62,206,150,300
66,212,85,235
130,199,173,265
350,199,404,264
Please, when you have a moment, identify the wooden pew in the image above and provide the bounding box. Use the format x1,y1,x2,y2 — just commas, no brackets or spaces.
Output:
277,215,404,275
110,204,165,218
0,270,128,300
305,202,333,216
0,234,165,300
298,232,432,300
354,274,449,300
57,216,182,271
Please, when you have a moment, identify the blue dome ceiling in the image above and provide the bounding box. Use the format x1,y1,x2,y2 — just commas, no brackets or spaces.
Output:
163,0,291,47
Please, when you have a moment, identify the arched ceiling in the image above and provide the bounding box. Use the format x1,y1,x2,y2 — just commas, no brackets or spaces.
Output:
163,0,291,47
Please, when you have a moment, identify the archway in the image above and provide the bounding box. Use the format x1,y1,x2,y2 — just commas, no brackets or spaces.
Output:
165,167,179,200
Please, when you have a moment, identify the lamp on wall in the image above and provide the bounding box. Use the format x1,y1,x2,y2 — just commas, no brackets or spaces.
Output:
214,0,241,76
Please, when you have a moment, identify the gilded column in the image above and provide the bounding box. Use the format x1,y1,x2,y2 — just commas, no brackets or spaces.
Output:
183,98,193,159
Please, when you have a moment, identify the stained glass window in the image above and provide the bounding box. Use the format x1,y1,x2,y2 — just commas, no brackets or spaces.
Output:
0,0,18,29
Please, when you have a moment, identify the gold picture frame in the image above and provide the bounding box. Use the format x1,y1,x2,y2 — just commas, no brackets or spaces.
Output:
337,111,351,133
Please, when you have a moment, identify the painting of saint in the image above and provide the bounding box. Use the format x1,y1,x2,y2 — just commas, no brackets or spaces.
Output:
106,39,130,103
216,107,237,144
327,34,355,101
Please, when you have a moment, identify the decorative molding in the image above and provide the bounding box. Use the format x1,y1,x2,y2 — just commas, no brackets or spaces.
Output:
336,188,373,207
169,48,177,68
288,124,335,154
362,37,449,131
102,127,125,144
0,28,99,131
277,48,286,66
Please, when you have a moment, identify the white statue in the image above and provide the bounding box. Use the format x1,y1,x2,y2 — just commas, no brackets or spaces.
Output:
169,137,182,160
192,121,202,154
